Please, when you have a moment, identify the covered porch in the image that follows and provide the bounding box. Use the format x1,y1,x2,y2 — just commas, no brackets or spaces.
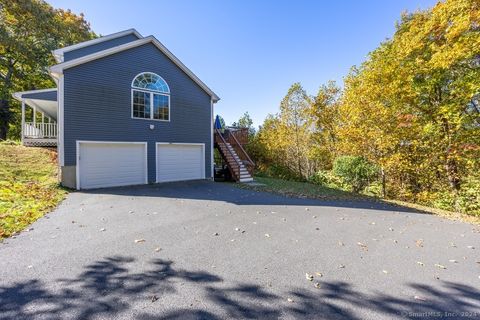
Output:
13,88,58,147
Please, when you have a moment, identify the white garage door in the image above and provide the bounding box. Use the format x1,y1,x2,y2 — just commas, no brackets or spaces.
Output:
156,143,204,183
78,142,147,189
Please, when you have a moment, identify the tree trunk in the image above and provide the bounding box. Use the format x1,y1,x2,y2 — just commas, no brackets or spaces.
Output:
381,167,386,198
0,99,10,140
445,157,461,191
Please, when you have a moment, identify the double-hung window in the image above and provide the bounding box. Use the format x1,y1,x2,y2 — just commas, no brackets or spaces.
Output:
131,72,170,121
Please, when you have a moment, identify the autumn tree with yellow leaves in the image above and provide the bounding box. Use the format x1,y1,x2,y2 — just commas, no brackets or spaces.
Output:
253,0,480,215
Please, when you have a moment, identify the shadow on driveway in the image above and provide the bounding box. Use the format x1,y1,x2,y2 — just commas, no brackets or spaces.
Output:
1,256,479,319
79,180,425,215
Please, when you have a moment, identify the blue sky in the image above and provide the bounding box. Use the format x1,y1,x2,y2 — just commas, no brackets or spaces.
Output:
48,0,438,127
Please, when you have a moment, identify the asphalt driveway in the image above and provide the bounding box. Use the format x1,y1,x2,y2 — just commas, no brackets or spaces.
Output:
1,181,479,319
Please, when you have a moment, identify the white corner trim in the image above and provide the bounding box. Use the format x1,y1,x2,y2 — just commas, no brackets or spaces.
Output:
52,29,142,63
58,75,65,167
49,36,220,102
76,141,148,190
12,88,57,101
210,99,214,179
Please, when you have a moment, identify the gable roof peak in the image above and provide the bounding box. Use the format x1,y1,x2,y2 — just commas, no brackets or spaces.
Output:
50,33,220,102
52,28,142,63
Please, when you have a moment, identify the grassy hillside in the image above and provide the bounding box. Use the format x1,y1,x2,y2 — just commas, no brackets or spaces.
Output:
240,176,480,225
0,143,67,238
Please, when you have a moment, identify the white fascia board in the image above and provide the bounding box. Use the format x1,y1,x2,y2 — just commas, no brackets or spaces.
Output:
52,28,142,63
12,88,58,101
49,36,220,102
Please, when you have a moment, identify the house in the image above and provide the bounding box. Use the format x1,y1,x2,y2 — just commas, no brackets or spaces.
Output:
13,29,253,189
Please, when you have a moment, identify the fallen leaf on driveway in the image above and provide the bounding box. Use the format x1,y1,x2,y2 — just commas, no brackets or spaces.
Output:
388,227,394,231
382,270,388,274
306,273,314,281
265,233,270,238
448,259,458,263
414,295,427,301
435,263,446,269
213,232,219,236
99,228,106,232
305,208,310,211
315,272,323,277
417,261,425,266
155,247,161,252
27,265,33,269
314,282,321,288
135,239,145,243
467,246,475,249
128,210,134,214
415,239,424,247
151,295,158,302
339,264,345,269
287,298,294,303
338,241,345,246
357,242,368,251
235,227,240,231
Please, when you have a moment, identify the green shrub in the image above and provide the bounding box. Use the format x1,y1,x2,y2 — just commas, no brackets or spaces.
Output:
308,170,345,189
0,139,20,146
257,164,304,181
332,156,378,192
455,177,480,216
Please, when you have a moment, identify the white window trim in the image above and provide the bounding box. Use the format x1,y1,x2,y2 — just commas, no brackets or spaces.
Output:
131,72,170,93
131,88,171,122
155,142,206,183
76,140,148,190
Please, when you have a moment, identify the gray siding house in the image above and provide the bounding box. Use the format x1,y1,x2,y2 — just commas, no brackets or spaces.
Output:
13,29,220,189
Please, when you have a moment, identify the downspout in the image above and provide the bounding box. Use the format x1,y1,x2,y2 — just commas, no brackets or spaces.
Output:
21,99,25,145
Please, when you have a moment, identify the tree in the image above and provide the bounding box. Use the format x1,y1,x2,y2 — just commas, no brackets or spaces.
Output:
309,81,341,169
0,0,96,140
232,111,255,135
338,0,480,198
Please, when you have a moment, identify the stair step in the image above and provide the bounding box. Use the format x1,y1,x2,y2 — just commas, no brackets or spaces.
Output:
239,177,254,182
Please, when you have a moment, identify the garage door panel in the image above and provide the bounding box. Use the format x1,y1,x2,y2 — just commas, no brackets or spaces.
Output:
79,142,147,189
157,144,204,183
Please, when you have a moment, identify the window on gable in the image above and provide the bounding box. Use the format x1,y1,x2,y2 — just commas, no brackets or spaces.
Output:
131,72,170,121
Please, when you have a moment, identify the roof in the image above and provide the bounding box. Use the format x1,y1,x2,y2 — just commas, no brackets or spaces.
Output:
52,29,142,63
50,30,220,102
12,88,58,119
12,88,57,101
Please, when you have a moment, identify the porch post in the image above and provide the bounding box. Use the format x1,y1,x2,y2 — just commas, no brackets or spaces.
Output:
33,106,36,127
21,99,25,144
41,112,45,123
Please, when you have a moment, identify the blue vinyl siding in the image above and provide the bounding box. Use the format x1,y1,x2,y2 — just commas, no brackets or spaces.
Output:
63,34,140,61
63,43,212,182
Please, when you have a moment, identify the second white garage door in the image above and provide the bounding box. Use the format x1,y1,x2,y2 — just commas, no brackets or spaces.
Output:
78,142,147,189
156,143,205,183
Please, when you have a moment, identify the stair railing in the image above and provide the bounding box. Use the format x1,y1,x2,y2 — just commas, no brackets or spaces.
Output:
226,130,255,176
215,128,242,180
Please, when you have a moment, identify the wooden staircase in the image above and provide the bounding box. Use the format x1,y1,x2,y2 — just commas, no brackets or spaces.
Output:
215,128,254,182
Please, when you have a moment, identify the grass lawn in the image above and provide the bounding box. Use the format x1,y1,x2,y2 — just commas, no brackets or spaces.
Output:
239,176,369,201
0,143,67,239
240,176,480,224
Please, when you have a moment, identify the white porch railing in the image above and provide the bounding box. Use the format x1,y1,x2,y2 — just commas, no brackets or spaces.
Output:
23,122,57,138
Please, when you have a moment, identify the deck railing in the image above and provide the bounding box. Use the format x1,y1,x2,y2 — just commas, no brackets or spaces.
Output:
224,127,249,145
23,122,57,138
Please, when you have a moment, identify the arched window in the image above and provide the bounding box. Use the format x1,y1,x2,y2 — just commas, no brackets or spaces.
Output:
131,72,170,121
